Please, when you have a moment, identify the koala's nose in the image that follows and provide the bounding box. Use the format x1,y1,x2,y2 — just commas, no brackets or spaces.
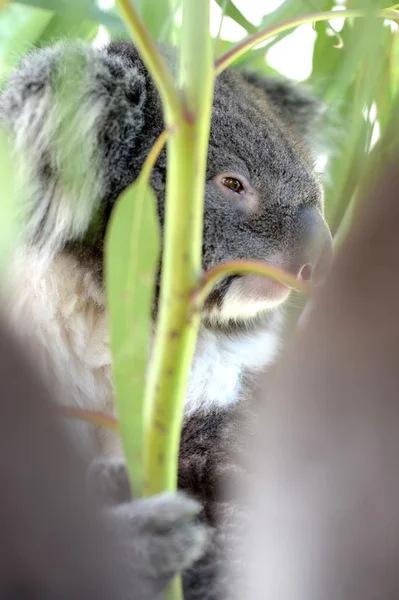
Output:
290,207,333,286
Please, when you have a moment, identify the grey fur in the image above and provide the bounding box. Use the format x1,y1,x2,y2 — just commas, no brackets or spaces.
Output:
104,493,209,600
0,40,332,599
0,40,329,291
242,72,325,140
87,460,209,586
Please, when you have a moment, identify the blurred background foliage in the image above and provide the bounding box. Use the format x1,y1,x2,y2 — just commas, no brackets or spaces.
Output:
0,0,398,242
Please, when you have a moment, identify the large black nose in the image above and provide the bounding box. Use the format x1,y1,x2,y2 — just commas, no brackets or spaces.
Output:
289,207,333,286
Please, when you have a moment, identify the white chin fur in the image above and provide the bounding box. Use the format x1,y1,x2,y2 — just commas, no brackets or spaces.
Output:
184,320,282,417
206,275,290,325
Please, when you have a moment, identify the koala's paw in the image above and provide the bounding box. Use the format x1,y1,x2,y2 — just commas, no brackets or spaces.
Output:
87,458,132,506
107,492,210,578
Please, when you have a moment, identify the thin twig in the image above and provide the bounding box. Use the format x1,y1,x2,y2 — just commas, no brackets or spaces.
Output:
60,407,119,432
215,9,399,75
192,259,309,313
115,0,182,120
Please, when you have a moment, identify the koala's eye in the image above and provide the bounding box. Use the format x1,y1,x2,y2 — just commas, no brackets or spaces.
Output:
221,177,244,195
213,173,256,210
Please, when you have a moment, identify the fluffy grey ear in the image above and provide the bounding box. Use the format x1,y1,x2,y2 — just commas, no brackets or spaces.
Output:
242,72,325,140
0,41,155,264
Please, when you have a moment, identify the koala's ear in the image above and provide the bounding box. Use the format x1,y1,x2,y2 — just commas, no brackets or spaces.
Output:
241,72,325,140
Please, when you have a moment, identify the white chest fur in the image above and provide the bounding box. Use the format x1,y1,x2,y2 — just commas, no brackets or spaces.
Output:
5,252,281,457
185,325,280,416
6,251,114,457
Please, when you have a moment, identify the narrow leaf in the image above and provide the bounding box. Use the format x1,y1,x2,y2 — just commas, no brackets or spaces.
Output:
106,179,160,497
131,0,177,41
14,0,125,31
261,0,334,51
214,0,257,34
0,4,53,75
0,127,17,271
38,14,99,44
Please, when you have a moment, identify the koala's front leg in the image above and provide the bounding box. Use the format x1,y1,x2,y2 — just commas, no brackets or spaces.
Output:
88,459,209,599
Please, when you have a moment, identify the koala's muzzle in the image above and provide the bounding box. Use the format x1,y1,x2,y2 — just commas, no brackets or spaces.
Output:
203,207,333,325
288,207,333,287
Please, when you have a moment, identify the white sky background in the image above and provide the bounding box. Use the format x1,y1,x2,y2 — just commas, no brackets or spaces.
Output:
96,0,324,81
210,0,317,81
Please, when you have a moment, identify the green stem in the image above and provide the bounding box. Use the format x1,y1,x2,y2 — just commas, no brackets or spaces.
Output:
143,1,214,499
192,259,309,314
138,130,169,184
133,0,175,41
215,8,399,75
115,0,182,120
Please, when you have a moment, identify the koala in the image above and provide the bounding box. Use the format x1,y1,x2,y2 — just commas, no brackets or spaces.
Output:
0,39,332,598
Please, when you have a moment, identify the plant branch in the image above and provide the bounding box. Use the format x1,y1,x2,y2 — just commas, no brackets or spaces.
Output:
138,129,169,184
192,260,309,313
15,0,125,29
115,0,182,120
215,8,399,74
60,407,119,432
143,0,214,499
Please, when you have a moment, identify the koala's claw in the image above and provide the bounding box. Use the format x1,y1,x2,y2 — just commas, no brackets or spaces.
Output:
106,492,210,578
87,458,132,505
87,460,210,595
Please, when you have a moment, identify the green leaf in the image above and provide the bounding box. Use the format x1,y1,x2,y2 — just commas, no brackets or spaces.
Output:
214,0,257,34
140,1,174,41
38,14,99,44
14,0,125,31
106,179,160,497
373,25,394,132
0,4,53,76
310,20,345,96
0,128,18,272
322,17,390,232
215,1,334,67
392,31,399,97
262,0,334,51
116,0,178,41
215,38,281,75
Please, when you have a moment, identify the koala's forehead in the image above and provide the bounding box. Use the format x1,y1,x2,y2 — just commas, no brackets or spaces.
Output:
209,70,311,180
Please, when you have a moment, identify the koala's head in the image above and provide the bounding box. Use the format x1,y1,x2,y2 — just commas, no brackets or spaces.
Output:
198,69,332,326
0,41,332,329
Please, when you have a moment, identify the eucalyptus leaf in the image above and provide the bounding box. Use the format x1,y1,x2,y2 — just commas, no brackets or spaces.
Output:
391,40,399,110
261,0,334,50
106,179,160,497
15,0,125,31
0,4,53,75
133,0,177,41
0,128,17,272
38,14,99,44
214,0,257,34
375,26,395,132
323,17,389,231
